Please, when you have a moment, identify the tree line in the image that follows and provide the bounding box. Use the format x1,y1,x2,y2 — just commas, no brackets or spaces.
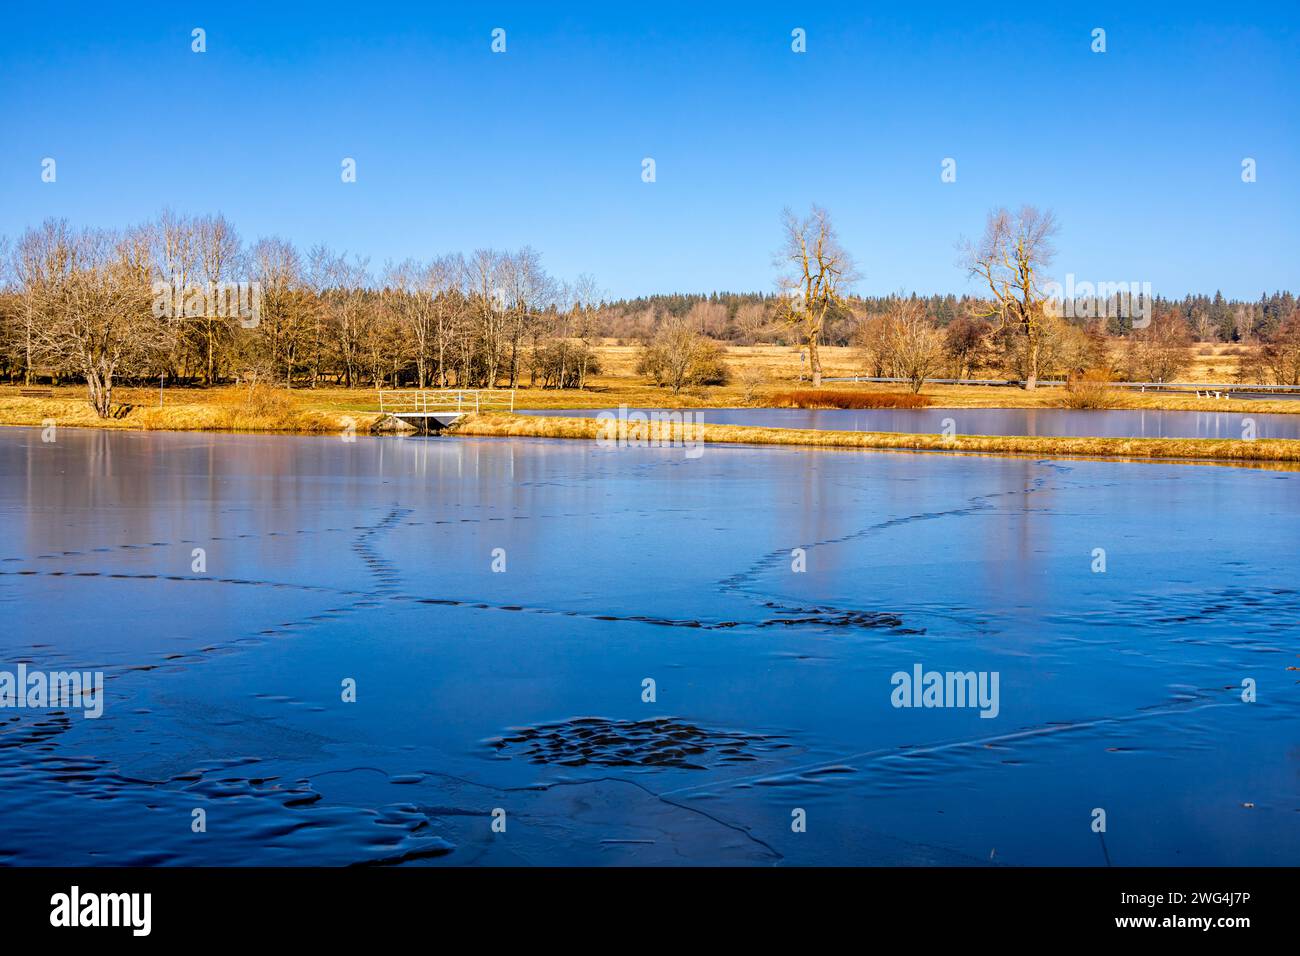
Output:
599,290,1298,348
3,207,1298,415
0,212,604,415
622,205,1298,392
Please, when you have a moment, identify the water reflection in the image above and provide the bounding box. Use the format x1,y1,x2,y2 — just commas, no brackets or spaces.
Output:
0,427,1296,866
525,406,1300,440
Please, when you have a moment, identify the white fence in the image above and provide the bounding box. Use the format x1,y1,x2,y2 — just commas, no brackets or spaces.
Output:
376,389,516,416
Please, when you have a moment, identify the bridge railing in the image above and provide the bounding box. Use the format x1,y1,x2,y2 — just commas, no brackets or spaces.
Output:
377,388,516,415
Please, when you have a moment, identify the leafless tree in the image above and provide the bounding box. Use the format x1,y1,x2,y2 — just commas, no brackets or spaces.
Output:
733,302,775,344
944,313,993,379
1125,310,1194,383
884,298,946,393
501,247,553,388
638,315,728,395
1260,312,1300,385
32,226,169,417
191,213,243,384
854,308,893,378
309,247,372,387
247,237,309,386
738,364,766,402
426,255,463,387
13,220,75,384
3,211,620,398
384,259,433,388
775,205,856,387
568,274,603,389
963,206,1058,389
466,249,507,387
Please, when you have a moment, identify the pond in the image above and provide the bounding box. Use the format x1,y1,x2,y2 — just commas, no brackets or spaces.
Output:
0,427,1296,865
522,406,1300,440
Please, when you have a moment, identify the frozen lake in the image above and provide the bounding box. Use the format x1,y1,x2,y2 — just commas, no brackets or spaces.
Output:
1,427,1297,865
522,406,1300,440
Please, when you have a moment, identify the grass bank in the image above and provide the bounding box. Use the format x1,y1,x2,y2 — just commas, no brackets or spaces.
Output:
451,412,1300,466
0,385,383,433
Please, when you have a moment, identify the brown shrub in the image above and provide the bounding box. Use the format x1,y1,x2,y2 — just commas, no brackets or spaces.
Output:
215,383,301,428
1060,369,1121,409
771,389,932,409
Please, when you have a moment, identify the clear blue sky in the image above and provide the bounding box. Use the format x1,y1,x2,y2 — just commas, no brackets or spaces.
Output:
1,0,1296,299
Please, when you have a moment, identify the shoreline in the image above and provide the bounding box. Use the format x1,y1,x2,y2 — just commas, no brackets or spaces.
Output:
451,412,1300,466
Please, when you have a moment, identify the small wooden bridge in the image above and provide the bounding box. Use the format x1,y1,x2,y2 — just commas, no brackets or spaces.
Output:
376,389,516,433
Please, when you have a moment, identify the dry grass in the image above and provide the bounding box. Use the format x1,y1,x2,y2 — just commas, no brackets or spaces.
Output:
773,389,932,409
1059,371,1122,409
0,384,380,434
207,383,353,432
452,412,1300,466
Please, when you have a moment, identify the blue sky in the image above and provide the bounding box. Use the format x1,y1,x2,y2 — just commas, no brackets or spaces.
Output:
1,1,1296,299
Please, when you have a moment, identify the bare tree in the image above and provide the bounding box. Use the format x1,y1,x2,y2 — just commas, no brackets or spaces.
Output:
738,364,766,402
339,256,374,387
884,298,946,393
13,220,74,385
384,259,432,387
638,315,728,395
1125,310,1193,383
307,247,371,387
1260,311,1300,385
569,274,603,389
775,205,855,387
425,256,462,387
2,208,624,394
944,313,993,379
191,213,242,385
854,308,892,378
32,226,168,417
963,206,1058,389
154,210,199,381
501,247,553,387
733,301,775,344
247,237,309,386
0,237,19,381
1190,307,1214,343
466,249,507,387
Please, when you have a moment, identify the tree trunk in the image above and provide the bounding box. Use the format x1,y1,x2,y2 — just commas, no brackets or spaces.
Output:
86,369,113,419
1025,332,1040,390
205,319,216,385
24,302,34,386
808,334,822,388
